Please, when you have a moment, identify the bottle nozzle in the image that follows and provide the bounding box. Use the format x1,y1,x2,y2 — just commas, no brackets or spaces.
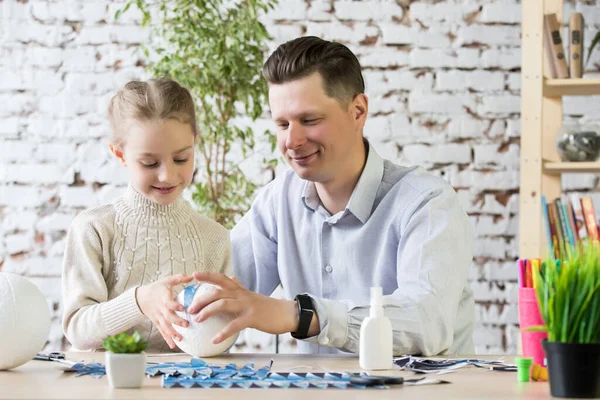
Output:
370,287,383,307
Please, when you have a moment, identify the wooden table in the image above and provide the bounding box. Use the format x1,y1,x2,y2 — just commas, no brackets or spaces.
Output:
0,353,552,399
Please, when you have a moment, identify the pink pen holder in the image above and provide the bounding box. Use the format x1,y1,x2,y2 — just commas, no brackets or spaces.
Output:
518,287,547,366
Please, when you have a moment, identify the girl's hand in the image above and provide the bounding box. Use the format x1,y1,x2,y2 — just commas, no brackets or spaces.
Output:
135,274,194,349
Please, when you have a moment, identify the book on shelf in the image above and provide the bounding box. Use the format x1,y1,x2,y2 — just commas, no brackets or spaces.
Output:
544,13,570,79
569,12,584,78
541,194,599,259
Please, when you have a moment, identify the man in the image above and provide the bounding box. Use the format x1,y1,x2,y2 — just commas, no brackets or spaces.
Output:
189,36,474,356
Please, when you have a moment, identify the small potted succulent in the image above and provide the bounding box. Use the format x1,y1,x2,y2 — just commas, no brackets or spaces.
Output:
103,331,148,388
533,243,600,398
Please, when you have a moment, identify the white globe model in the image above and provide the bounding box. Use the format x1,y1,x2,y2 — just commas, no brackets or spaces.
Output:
174,283,238,357
0,272,51,370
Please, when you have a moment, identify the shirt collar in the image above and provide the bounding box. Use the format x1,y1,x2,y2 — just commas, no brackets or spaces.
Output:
301,140,385,224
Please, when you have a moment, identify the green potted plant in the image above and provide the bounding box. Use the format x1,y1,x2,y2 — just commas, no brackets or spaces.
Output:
103,331,148,389
533,243,600,398
117,0,278,228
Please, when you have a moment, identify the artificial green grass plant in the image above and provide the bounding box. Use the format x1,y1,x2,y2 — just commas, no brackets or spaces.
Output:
533,241,600,343
103,331,148,354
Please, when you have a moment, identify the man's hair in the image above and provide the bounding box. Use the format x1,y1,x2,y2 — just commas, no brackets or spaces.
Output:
108,78,197,146
262,36,365,106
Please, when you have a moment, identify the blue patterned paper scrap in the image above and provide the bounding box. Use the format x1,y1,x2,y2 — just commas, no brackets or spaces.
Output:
162,372,385,389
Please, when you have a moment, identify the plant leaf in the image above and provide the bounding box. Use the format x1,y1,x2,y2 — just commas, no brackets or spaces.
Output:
586,30,600,67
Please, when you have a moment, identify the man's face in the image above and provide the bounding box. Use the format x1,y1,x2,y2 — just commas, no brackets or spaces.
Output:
268,72,367,184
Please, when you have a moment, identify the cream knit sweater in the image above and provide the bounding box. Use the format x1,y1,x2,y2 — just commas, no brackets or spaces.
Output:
61,185,232,352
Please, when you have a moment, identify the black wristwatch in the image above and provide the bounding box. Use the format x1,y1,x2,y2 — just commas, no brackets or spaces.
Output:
290,294,315,339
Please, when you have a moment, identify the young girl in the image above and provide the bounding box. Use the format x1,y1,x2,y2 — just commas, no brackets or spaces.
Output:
61,78,231,352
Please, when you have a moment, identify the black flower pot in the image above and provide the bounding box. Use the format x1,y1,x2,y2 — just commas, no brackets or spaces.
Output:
543,340,600,398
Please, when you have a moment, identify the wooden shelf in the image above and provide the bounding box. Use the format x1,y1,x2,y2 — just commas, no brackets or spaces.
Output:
543,78,600,97
543,161,600,175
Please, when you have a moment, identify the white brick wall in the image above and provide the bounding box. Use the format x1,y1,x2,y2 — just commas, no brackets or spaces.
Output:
2,0,600,355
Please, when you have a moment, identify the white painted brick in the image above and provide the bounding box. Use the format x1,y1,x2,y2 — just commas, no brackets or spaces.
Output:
306,21,378,43
506,118,520,138
0,185,44,207
37,96,98,119
15,24,73,47
409,121,448,147
307,0,332,21
474,143,519,168
34,70,65,95
36,213,76,233
28,277,62,303
109,26,151,44
2,210,37,231
457,25,521,46
76,141,112,168
336,0,402,21
474,237,507,259
452,169,519,191
368,95,406,114
448,115,487,139
481,48,521,69
480,3,521,24
504,325,519,355
436,71,504,92
0,94,35,117
31,2,68,22
506,73,519,91
410,48,479,69
573,5,600,25
483,261,518,282
0,141,36,162
107,3,144,24
0,46,26,68
475,215,512,236
64,72,116,95
76,3,108,23
402,143,471,164
80,160,129,185
479,95,520,115
267,0,307,20
1,164,73,184
2,256,63,277
35,143,77,165
265,24,304,42
380,24,414,45
25,47,63,68
59,186,99,208
97,184,127,205
49,239,66,257
5,232,33,254
409,92,476,115
389,114,411,138
356,46,410,68
409,2,479,24
488,119,506,138
75,27,111,45
1,1,32,21
110,67,146,88
364,116,392,141
0,118,21,139
473,323,504,347
479,303,518,325
0,69,33,91
62,47,98,72
369,140,399,163
385,71,434,91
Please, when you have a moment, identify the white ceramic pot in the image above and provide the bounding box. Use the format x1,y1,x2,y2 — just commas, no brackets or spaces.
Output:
105,352,146,388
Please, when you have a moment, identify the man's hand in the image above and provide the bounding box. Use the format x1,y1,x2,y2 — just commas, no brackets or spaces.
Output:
136,274,194,349
188,271,305,344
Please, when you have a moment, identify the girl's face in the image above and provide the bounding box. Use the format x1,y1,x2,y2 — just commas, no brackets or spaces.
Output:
110,119,196,206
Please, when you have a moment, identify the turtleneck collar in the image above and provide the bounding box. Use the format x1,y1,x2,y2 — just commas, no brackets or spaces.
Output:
120,184,189,223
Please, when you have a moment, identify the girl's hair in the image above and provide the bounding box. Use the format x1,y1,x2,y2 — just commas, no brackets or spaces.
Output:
108,78,197,146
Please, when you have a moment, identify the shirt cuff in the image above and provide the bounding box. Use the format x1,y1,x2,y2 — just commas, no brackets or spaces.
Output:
303,294,349,348
100,287,145,336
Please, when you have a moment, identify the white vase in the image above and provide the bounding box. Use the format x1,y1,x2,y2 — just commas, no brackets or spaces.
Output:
105,352,146,388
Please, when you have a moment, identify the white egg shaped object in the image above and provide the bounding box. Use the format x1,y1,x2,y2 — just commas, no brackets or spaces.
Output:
0,272,51,370
174,283,238,357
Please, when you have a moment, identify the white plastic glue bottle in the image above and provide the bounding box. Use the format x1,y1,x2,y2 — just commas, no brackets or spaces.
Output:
359,286,393,370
